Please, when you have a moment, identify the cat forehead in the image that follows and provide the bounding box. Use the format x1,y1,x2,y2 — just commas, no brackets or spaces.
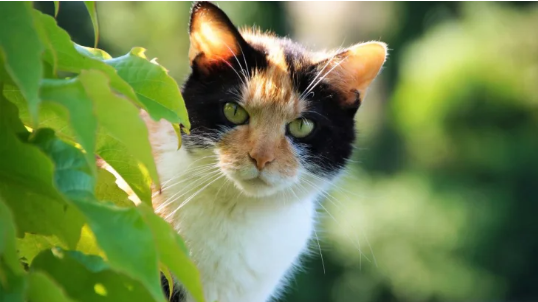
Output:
239,31,314,117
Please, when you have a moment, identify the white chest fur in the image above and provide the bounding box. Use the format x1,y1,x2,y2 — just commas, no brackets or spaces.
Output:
152,136,321,302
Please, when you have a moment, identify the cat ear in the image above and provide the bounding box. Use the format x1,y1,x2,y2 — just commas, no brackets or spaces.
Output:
189,2,246,74
321,42,387,108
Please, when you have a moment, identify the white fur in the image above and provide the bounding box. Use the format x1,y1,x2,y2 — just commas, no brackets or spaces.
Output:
150,122,330,302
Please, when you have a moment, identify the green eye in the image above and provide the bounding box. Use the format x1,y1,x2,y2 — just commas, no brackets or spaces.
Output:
223,102,249,125
288,118,315,138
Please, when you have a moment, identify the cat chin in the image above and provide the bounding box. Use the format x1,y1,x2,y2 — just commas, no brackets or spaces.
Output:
230,176,291,198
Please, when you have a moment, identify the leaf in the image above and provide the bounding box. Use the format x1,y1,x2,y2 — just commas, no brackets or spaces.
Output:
27,271,75,302
160,264,174,301
0,90,85,248
17,224,104,267
78,70,160,194
32,11,138,104
139,204,205,302
54,1,60,18
172,123,182,150
96,135,153,205
0,2,44,124
0,195,24,275
40,78,98,175
4,82,154,204
75,202,164,302
31,249,158,302
84,2,99,48
105,47,191,131
0,259,26,302
95,169,134,207
30,129,165,302
75,44,111,60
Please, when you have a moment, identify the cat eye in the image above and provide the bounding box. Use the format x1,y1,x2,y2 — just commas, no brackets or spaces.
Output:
223,102,249,125
288,118,315,138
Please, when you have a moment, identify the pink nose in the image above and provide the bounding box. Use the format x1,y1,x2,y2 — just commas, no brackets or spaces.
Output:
248,150,275,170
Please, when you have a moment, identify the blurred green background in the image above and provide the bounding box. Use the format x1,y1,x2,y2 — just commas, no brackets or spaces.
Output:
35,2,538,302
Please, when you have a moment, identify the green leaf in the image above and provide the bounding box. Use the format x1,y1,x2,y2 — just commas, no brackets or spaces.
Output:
27,271,75,302
53,1,60,18
84,2,99,48
31,130,165,302
17,224,104,266
32,249,158,302
32,11,138,104
4,82,154,204
75,202,164,302
78,70,160,194
0,90,85,248
139,204,205,302
0,259,26,302
160,264,174,301
0,196,24,275
105,47,191,131
95,169,134,207
96,135,153,205
75,44,112,60
0,2,44,124
40,78,98,175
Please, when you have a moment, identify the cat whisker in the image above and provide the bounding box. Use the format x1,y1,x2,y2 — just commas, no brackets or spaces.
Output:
299,178,375,267
289,186,326,275
299,43,345,101
159,166,220,194
221,41,249,86
157,169,222,212
166,172,226,219
159,160,219,188
302,56,349,102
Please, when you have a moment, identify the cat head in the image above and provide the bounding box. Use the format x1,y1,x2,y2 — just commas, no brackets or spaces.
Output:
182,1,387,197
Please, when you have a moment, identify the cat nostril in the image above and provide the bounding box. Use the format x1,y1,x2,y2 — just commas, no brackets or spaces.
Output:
248,152,274,170
248,153,257,164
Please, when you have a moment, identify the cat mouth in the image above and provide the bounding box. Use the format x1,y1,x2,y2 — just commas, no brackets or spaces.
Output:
243,176,271,187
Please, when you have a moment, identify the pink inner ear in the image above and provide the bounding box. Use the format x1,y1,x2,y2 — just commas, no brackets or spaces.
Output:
188,5,242,72
190,23,240,63
325,42,387,106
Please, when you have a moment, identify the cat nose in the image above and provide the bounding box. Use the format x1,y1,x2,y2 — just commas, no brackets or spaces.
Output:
248,150,275,170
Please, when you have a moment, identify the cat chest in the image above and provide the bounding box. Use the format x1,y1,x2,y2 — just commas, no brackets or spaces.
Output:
173,197,315,300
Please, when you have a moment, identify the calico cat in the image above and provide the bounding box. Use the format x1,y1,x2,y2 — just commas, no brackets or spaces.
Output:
147,2,387,302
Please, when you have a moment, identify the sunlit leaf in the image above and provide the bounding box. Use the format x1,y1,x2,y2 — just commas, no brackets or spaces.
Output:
0,2,44,124
31,129,165,302
40,78,98,174
53,1,60,18
27,271,75,302
105,47,191,131
0,91,85,248
95,169,134,207
84,2,99,48
4,70,158,204
160,264,174,301
75,44,112,60
32,249,157,302
32,11,138,104
78,70,160,195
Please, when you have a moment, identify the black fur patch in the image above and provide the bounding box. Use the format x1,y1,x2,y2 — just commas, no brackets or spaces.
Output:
161,274,185,302
287,55,357,174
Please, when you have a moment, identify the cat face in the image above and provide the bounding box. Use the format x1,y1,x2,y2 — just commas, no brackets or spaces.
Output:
181,2,387,197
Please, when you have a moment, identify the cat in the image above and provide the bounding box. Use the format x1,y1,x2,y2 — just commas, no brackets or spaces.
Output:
146,2,387,302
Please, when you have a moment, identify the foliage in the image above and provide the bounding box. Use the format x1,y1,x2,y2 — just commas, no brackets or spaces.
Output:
0,2,203,302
